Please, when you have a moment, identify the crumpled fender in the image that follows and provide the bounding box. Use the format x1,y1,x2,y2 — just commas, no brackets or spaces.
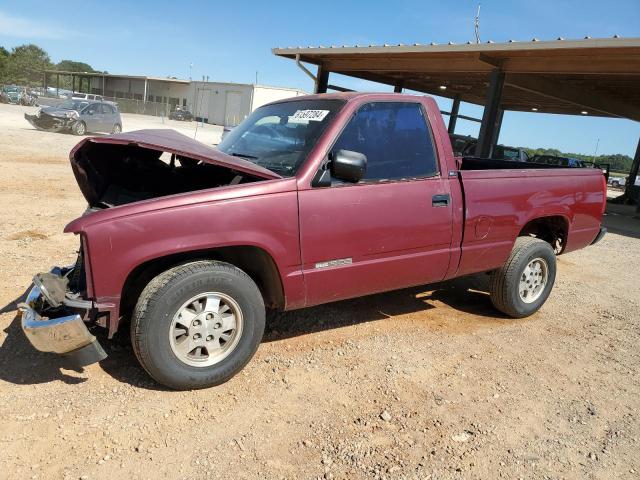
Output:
24,112,70,133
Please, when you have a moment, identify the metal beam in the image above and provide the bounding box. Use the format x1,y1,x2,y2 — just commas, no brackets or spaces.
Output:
318,54,640,75
315,65,329,94
458,114,482,123
295,54,317,83
327,84,354,92
448,96,460,134
475,69,505,158
506,74,640,121
478,53,502,68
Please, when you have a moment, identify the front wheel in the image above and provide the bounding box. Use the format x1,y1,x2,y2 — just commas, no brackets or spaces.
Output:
131,261,265,390
489,237,556,318
111,123,121,134
72,121,86,135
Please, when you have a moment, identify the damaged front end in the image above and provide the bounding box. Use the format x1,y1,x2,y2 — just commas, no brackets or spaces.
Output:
24,111,75,133
19,253,107,366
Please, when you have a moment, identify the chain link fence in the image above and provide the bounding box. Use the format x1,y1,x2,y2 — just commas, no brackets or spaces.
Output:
37,95,185,118
100,97,177,117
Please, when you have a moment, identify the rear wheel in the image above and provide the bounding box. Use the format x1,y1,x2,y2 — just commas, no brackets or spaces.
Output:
489,237,556,318
72,121,86,135
130,261,265,390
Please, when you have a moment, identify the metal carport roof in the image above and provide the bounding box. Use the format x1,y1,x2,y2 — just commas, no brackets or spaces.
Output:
273,37,640,121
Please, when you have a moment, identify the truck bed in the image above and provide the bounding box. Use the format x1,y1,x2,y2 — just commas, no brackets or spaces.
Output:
454,162,606,277
461,156,581,171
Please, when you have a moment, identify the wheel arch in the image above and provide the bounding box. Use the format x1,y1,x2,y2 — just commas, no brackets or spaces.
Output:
518,215,570,253
119,245,285,333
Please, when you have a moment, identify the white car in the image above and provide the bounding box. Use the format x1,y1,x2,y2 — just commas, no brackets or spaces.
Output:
72,92,104,101
609,176,626,188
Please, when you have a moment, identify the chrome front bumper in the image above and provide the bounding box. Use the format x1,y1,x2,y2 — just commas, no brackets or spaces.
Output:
20,282,107,365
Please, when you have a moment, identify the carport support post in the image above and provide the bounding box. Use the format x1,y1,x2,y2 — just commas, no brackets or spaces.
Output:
314,65,329,94
491,108,504,146
448,96,461,134
475,69,505,158
625,137,640,201
394,81,404,93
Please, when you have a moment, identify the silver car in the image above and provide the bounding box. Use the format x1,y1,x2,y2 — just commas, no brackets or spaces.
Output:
25,99,122,135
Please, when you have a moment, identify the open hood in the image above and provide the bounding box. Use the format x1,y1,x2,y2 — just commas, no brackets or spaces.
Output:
69,129,281,207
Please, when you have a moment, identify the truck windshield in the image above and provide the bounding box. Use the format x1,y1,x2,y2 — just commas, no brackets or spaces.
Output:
217,99,345,176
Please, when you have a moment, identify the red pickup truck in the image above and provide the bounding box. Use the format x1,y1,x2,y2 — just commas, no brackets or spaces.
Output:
20,93,607,390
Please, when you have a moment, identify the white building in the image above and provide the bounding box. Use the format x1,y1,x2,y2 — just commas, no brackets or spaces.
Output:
43,71,306,125
190,81,306,125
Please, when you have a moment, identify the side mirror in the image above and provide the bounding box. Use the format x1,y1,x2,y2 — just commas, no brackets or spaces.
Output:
331,149,367,183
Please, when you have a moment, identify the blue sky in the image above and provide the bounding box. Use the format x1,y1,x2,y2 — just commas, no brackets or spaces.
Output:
1,0,639,156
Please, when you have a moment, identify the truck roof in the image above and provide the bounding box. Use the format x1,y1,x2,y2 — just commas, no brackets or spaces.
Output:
271,91,427,103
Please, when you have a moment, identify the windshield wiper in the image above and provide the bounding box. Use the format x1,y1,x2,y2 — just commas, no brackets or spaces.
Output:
259,164,293,175
229,151,258,160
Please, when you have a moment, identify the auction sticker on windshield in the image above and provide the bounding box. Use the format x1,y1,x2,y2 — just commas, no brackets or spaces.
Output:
291,109,330,121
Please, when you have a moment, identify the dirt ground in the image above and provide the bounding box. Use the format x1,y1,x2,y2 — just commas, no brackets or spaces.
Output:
1,102,639,480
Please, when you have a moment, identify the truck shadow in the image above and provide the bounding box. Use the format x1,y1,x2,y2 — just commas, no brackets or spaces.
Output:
263,273,508,342
0,288,88,386
0,274,506,389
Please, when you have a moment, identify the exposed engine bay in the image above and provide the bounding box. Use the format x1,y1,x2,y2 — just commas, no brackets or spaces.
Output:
70,136,267,208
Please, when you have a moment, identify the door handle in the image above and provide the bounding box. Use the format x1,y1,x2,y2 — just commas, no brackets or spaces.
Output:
432,194,450,207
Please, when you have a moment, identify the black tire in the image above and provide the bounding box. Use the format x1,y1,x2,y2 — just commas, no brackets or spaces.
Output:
111,123,121,134
489,237,556,318
131,260,265,390
72,121,86,136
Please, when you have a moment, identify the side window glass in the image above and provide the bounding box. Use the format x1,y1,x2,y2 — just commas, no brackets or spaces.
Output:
332,102,438,181
85,104,98,115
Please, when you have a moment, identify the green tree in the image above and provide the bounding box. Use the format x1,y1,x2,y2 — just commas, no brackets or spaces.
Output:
523,147,633,173
0,46,9,84
55,60,95,89
56,60,95,73
4,44,52,86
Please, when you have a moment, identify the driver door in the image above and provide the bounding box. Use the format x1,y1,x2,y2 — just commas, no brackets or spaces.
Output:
298,101,453,306
82,103,101,132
